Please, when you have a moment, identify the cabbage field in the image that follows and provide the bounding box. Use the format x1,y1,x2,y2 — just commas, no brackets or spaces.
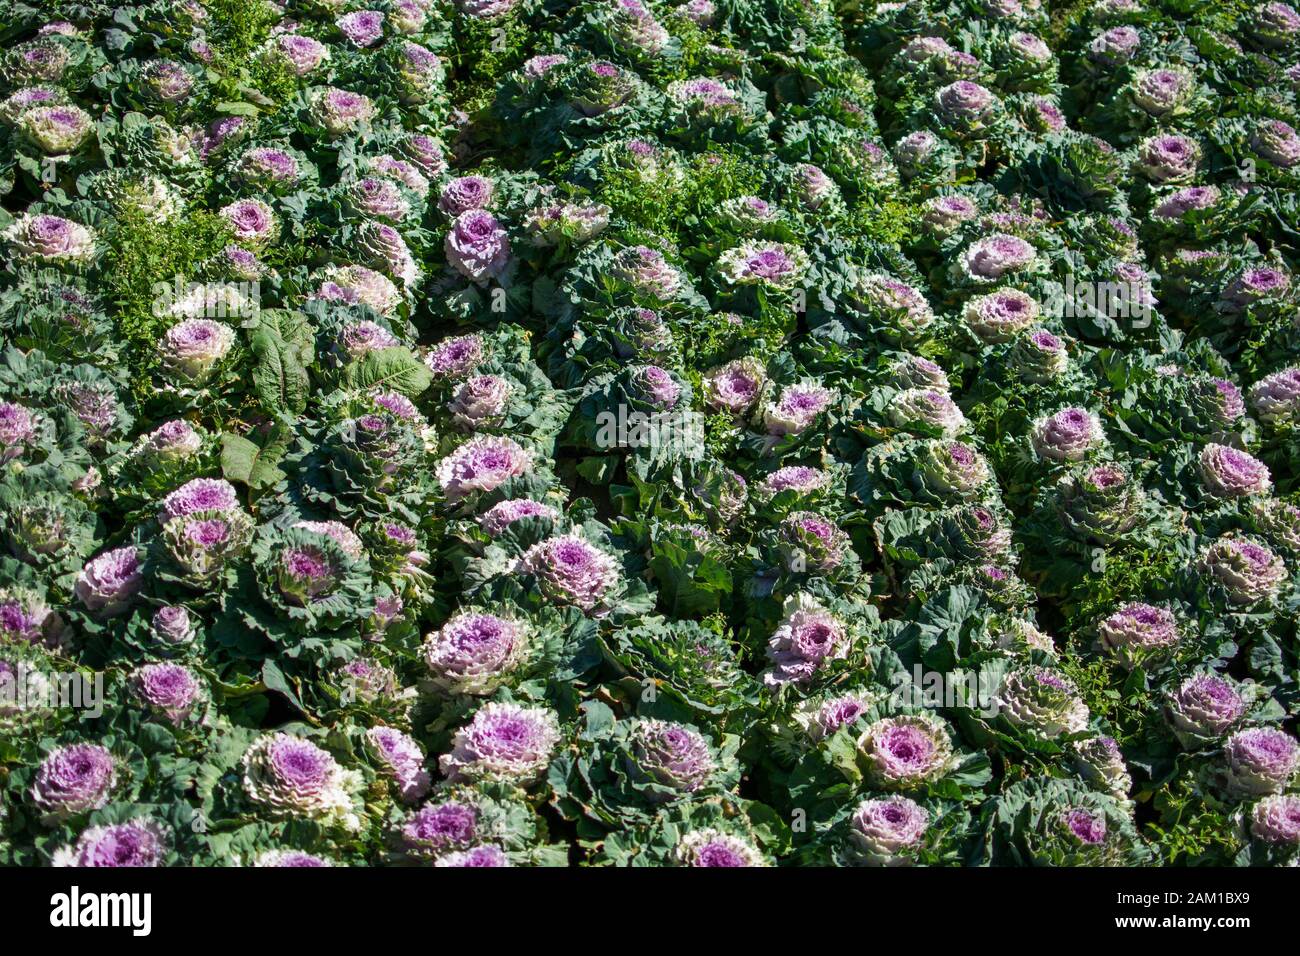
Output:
0,0,1299,868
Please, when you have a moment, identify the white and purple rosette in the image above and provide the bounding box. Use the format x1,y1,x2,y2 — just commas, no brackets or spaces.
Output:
756,465,831,499
610,245,683,301
254,849,333,867
1223,727,1300,797
17,103,92,154
675,829,768,867
3,213,97,263
51,819,170,867
445,209,511,282
264,34,330,76
632,365,681,410
447,374,512,429
435,435,532,501
1089,26,1140,66
433,845,511,866
993,666,1090,738
857,714,956,789
399,800,479,858
1154,185,1220,220
439,702,561,785
763,593,850,687
365,726,431,803
716,241,809,291
311,264,402,315
130,663,203,725
1250,366,1300,424
1030,407,1105,463
1073,736,1132,798
809,694,873,740
237,146,301,187
241,733,361,829
779,511,851,572
438,175,495,216
1250,794,1300,845
30,743,117,819
889,355,950,391
1062,808,1108,847
516,533,621,612
151,606,197,646
348,178,410,222
955,233,1037,283
764,382,833,436
336,9,385,47
627,718,716,795
1199,537,1288,605
1136,134,1200,184
920,441,993,498
423,610,529,695
160,319,235,383
703,357,766,414
887,387,967,437
339,321,399,360
219,198,278,245
160,478,240,521
1130,67,1193,116
848,796,930,866
0,401,38,463
424,333,484,381
921,194,978,235
935,80,998,125
1198,444,1271,498
963,289,1040,342
1166,673,1247,745
310,87,376,136
1220,266,1291,313
477,498,560,536
1251,119,1300,168
1098,603,1180,661
74,546,143,617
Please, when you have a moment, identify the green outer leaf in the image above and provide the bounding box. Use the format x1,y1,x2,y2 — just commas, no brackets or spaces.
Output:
340,346,432,398
250,310,314,417
220,427,291,492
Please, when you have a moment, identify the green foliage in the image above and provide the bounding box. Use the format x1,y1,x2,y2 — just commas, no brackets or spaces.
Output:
446,14,532,102
202,0,281,60
250,310,314,419
1066,545,1183,624
340,346,433,398
202,0,298,105
597,147,768,243
678,308,789,372
663,17,715,79
598,164,686,239
1146,777,1245,865
220,426,292,495
1044,0,1093,48
845,193,921,247
681,148,769,221
103,207,233,403
1057,652,1157,742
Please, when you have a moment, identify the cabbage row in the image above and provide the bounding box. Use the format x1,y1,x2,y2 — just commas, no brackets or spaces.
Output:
0,0,1298,868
